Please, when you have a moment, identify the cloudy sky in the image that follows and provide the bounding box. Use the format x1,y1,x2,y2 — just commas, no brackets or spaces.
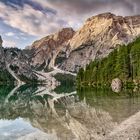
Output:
0,0,139,48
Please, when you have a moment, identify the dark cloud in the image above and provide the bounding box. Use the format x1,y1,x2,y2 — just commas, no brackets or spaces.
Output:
47,0,140,16
1,0,56,14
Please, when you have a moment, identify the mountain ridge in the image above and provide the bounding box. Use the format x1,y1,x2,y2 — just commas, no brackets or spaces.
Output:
1,12,140,84
26,27,75,71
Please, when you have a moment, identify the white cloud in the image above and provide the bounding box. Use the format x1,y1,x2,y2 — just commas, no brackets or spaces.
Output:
5,32,15,36
3,39,17,48
0,2,65,36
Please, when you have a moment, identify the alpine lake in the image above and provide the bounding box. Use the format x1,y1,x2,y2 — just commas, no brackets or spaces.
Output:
0,81,140,140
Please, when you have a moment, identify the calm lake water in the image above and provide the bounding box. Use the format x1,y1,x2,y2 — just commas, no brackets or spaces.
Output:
0,85,140,140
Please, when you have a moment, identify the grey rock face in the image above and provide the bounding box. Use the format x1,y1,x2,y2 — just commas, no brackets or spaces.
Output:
0,47,38,84
59,45,98,72
0,36,5,67
27,28,75,71
0,36,2,47
6,49,37,82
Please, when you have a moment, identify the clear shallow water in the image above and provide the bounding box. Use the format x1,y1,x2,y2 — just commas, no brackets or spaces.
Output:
0,85,140,140
0,118,38,140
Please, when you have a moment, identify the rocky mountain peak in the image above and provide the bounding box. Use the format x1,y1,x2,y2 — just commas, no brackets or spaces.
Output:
69,13,140,50
0,36,3,47
86,12,116,21
24,13,140,73
59,13,140,72
30,27,75,49
27,27,75,70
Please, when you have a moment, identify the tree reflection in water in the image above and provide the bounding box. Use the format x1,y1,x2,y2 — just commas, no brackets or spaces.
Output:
0,85,140,140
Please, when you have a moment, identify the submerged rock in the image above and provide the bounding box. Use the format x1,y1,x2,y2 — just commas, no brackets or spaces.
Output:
111,78,122,93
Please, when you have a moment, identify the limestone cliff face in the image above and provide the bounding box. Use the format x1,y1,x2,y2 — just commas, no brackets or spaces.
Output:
27,28,75,71
59,13,140,72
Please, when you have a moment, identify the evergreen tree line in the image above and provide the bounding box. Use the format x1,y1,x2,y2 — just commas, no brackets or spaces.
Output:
77,37,140,86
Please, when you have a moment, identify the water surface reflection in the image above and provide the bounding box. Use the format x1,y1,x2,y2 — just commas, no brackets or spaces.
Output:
0,85,140,140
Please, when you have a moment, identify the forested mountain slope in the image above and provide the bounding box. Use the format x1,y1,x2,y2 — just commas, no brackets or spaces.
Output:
77,37,140,86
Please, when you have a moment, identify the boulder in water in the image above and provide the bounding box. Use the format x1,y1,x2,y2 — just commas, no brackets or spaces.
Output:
111,78,122,92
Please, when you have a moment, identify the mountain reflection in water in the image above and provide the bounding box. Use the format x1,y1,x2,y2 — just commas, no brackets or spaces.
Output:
0,85,140,140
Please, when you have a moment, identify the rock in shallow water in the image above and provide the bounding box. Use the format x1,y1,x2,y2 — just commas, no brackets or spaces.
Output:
111,78,122,93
